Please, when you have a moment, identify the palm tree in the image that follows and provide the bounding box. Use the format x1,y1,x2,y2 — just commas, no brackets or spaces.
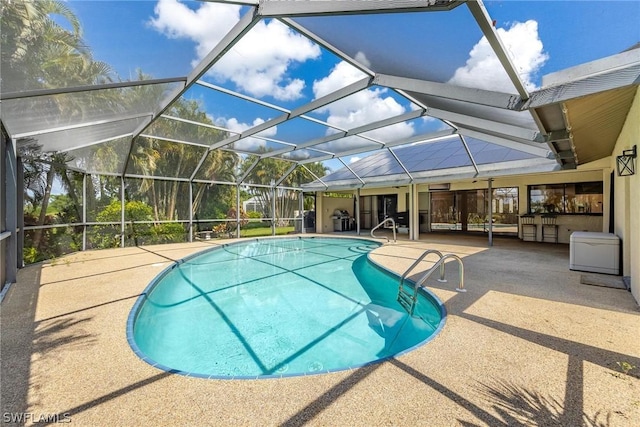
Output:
4,0,115,254
240,152,327,225
127,98,238,222
2,0,114,86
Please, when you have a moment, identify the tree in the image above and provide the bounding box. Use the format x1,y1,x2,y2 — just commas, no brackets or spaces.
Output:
241,154,327,226
2,0,85,92
5,0,113,260
127,98,239,222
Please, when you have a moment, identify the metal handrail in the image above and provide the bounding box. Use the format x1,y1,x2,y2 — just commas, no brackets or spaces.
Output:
396,249,465,315
399,249,446,288
370,217,396,243
414,253,465,293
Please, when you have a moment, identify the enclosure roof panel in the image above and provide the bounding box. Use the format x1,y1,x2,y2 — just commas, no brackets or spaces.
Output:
1,0,638,189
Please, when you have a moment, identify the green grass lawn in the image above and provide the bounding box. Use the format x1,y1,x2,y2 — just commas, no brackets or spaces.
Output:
239,226,295,237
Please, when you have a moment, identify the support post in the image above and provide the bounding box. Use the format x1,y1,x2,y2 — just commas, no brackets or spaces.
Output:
236,184,241,239
5,138,18,283
120,176,125,248
189,182,194,242
17,155,24,268
410,184,419,240
355,188,361,235
299,191,305,234
82,173,87,251
488,178,493,247
271,183,276,236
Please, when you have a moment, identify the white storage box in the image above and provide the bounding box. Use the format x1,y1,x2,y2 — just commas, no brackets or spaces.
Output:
570,232,620,275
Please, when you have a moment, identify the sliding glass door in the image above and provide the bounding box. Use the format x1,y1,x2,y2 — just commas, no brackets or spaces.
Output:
429,188,518,235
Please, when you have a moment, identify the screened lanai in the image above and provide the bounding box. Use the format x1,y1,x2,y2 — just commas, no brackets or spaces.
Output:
2,0,639,287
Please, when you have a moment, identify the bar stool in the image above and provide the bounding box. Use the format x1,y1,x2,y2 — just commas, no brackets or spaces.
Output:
520,214,537,242
541,214,558,243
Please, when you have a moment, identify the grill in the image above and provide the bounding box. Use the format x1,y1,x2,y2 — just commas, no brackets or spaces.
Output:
332,209,352,232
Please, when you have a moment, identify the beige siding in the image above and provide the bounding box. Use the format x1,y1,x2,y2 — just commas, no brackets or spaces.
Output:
611,88,640,302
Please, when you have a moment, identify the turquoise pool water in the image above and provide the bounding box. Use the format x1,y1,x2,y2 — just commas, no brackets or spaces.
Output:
127,237,445,379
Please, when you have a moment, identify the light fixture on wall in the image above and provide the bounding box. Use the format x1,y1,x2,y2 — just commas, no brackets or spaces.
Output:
616,145,636,176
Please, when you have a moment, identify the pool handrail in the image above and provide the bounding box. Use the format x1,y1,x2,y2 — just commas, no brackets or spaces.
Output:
399,249,446,287
370,218,396,243
397,250,465,315
414,254,465,293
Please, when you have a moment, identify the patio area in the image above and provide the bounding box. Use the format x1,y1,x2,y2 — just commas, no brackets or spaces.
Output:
2,234,639,426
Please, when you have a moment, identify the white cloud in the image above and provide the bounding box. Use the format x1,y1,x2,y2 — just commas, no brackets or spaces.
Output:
149,0,238,49
349,156,361,164
312,57,415,145
149,0,321,101
353,52,371,69
448,20,548,92
214,116,277,152
312,60,368,99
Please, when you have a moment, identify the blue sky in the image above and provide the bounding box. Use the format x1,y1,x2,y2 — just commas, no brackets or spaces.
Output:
69,1,640,85
64,0,640,171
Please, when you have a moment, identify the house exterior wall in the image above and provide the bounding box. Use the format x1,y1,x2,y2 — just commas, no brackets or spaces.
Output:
416,169,608,243
318,167,607,243
317,195,355,233
611,87,639,302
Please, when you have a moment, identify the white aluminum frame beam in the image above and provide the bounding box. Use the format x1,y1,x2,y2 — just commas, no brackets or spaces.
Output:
131,8,261,139
301,164,329,189
125,173,191,183
262,108,427,159
275,163,298,187
195,80,290,113
0,77,187,101
350,108,427,136
466,0,530,100
161,114,235,134
57,133,133,154
298,129,457,164
386,147,414,182
374,74,525,110
384,129,458,149
197,80,347,134
282,18,375,77
426,107,542,142
258,0,464,17
456,127,553,158
207,76,372,151
540,47,640,89
138,134,210,148
337,157,366,186
237,157,263,184
200,1,259,5
13,112,153,140
289,77,373,117
332,145,386,160
458,134,479,175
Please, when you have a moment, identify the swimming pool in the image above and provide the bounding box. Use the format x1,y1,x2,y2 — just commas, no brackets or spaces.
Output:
127,237,446,379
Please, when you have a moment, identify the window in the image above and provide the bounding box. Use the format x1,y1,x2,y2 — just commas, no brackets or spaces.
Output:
492,187,518,228
528,182,603,214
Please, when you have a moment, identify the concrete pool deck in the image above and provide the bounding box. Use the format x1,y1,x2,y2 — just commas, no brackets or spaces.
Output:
2,234,639,426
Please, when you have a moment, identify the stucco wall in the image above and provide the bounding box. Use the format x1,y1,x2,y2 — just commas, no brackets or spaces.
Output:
611,87,639,302
416,169,608,243
317,195,355,233
318,167,607,243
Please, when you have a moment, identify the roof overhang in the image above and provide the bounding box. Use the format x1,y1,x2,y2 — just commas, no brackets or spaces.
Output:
529,47,640,167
